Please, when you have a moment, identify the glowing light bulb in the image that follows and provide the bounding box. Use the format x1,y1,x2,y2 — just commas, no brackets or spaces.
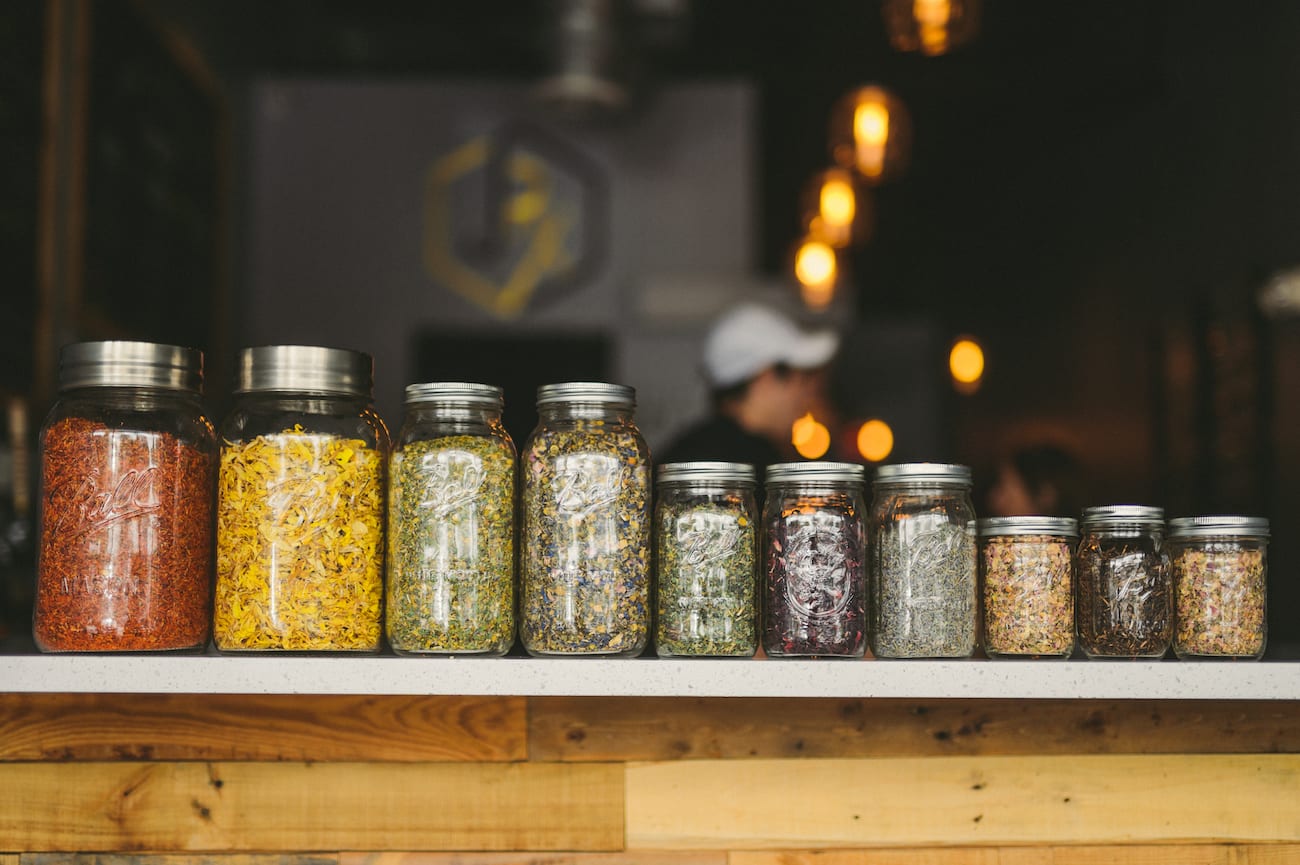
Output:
792,414,831,460
856,419,894,462
854,101,891,147
820,176,856,229
949,338,985,387
794,239,836,289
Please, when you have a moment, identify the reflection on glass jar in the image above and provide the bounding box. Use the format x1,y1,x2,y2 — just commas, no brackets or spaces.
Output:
521,383,650,657
763,462,866,658
1076,505,1170,659
655,462,758,658
387,383,515,656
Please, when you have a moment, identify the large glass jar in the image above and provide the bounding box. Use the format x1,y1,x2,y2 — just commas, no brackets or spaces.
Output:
869,463,977,659
521,382,651,657
763,462,867,658
1076,505,1170,659
34,341,216,652
1169,516,1268,660
978,516,1077,659
655,462,758,658
386,383,515,656
214,346,389,652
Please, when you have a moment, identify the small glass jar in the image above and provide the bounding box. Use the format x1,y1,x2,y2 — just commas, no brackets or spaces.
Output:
1076,505,1170,659
869,463,977,659
34,341,217,652
214,346,389,652
762,462,867,658
1169,516,1268,660
655,462,758,658
521,382,651,657
978,517,1077,659
386,383,515,656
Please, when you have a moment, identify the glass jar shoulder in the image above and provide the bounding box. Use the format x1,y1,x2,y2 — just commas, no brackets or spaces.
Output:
221,393,388,451
395,415,516,459
869,484,974,523
525,415,648,461
44,388,217,454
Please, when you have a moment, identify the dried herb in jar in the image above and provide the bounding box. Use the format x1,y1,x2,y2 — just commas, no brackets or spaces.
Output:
1173,543,1265,658
1076,523,1171,658
36,417,214,651
657,501,757,657
522,421,650,655
874,516,976,658
214,426,384,651
981,532,1074,658
387,434,514,653
764,500,865,657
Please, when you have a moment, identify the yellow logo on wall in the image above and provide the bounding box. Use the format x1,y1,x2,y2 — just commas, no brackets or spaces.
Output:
422,124,605,319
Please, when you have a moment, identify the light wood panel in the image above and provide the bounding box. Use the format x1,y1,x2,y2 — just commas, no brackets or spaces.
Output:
22,858,337,865
731,847,1300,865
0,695,525,762
625,754,1300,848
0,762,622,852
342,854,725,865
529,698,1300,761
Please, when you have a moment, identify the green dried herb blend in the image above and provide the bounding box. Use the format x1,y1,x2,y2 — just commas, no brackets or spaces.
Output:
981,535,1074,658
656,499,757,657
872,516,976,658
522,421,650,656
1173,542,1265,658
386,434,515,654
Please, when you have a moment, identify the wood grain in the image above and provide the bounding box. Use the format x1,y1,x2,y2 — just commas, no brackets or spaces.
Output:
342,855,725,865
0,762,622,852
730,847,1300,865
0,695,525,762
22,858,336,865
625,754,1300,848
529,697,1300,761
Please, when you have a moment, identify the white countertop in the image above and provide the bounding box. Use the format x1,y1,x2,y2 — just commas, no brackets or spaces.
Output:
1,654,1297,699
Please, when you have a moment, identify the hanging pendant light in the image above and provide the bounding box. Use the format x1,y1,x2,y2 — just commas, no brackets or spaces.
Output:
800,167,872,249
829,85,911,185
882,0,981,56
792,235,839,310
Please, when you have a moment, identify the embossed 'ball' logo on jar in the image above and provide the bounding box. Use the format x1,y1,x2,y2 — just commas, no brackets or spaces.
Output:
554,454,622,516
783,514,853,620
420,450,487,517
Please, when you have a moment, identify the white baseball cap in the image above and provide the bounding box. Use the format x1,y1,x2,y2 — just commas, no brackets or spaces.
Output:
703,303,840,387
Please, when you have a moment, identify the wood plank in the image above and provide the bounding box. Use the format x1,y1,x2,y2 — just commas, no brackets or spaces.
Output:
0,762,622,852
731,847,1300,865
625,754,1300,848
529,698,1300,761
22,858,336,865
0,695,525,762
342,855,724,865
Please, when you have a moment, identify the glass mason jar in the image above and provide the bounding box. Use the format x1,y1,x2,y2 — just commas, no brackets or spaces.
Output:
655,462,758,658
521,382,651,657
762,462,867,658
214,346,389,652
869,463,977,659
34,341,217,652
1076,505,1171,659
386,383,515,656
978,516,1077,659
1169,516,1268,660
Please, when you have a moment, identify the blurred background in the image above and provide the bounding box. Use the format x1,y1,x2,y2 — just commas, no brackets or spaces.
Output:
1,0,1297,653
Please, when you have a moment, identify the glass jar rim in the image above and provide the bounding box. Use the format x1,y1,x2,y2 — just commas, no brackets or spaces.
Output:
978,516,1079,538
59,340,203,394
766,461,865,485
1169,515,1270,539
236,345,373,398
405,382,503,407
1081,504,1164,528
658,461,757,485
873,462,971,486
536,382,635,407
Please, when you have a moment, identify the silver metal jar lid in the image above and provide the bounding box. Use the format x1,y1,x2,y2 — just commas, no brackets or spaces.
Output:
59,341,203,393
236,345,373,397
1168,515,1270,539
978,516,1079,539
874,462,972,485
536,382,635,406
765,461,866,485
1081,505,1165,527
405,382,503,407
657,461,757,485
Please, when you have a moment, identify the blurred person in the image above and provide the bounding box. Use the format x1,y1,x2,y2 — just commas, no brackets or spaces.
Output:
659,302,840,467
987,443,1082,518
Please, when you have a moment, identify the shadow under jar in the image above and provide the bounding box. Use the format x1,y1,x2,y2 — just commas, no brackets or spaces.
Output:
1076,505,1171,659
762,462,867,659
386,383,516,656
869,463,977,659
1169,516,1268,660
213,346,389,653
521,383,651,657
655,462,758,658
34,341,217,652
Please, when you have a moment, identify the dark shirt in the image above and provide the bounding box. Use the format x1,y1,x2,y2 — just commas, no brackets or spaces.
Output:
657,414,783,469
